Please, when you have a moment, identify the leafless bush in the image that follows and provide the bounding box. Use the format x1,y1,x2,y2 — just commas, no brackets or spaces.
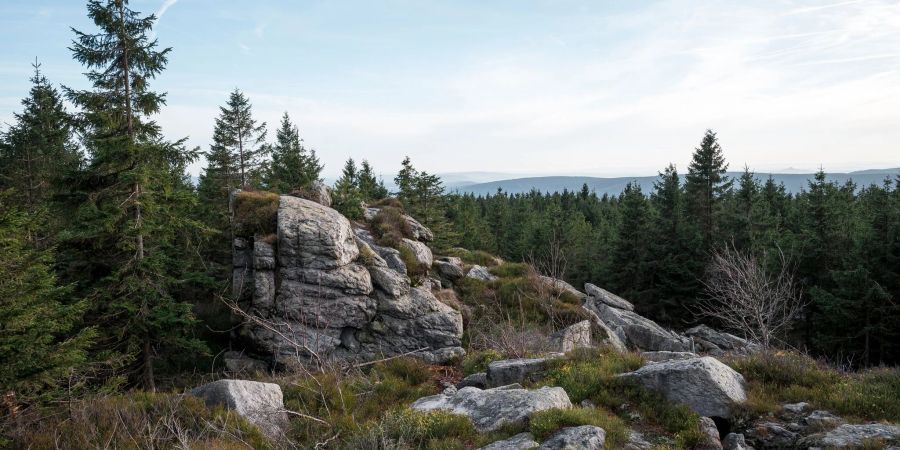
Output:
698,243,805,349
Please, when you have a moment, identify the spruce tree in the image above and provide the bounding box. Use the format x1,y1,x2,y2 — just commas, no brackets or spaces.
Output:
358,159,388,201
685,129,732,246
332,157,364,218
0,192,94,403
0,62,81,228
394,156,416,204
608,182,653,307
265,112,322,193
210,89,268,189
61,0,205,389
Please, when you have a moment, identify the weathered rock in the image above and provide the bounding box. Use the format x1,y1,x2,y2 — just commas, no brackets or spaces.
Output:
619,357,746,419
781,402,810,415
400,238,433,268
457,372,488,389
487,357,555,386
698,417,724,450
479,432,540,450
746,422,798,448
434,256,465,281
802,423,900,448
585,283,634,311
190,379,286,437
550,320,592,353
683,325,761,356
223,351,268,374
625,430,654,450
411,385,572,432
722,433,753,450
583,308,627,352
363,207,434,242
539,425,606,449
294,180,332,207
354,227,407,274
804,410,844,429
539,275,586,300
467,265,498,281
642,351,700,363
586,299,691,352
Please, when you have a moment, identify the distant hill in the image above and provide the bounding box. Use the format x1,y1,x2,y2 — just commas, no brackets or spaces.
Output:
453,169,900,197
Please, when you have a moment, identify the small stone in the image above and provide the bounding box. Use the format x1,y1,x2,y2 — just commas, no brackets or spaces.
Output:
781,402,809,414
804,410,844,430
722,433,753,450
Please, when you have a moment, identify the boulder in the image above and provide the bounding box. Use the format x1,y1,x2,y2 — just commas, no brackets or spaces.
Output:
625,430,653,450
583,308,627,352
277,196,359,270
411,385,572,432
586,300,691,352
363,207,433,242
804,410,844,430
354,227,407,274
802,423,900,448
539,275,586,300
434,256,465,281
641,351,699,363
781,402,810,415
457,372,488,389
746,422,798,448
467,265,498,281
400,238,433,268
585,283,634,311
223,351,268,374
539,425,606,449
190,379,286,437
618,357,746,419
722,433,753,450
487,357,556,386
683,325,761,355
550,320,592,353
698,417,724,450
479,432,540,450
293,180,332,207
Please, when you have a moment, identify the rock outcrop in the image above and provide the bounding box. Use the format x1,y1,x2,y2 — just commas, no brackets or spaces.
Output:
550,320,592,353
486,357,559,387
585,283,634,311
540,425,606,449
467,265,498,281
619,357,747,419
683,325,761,356
411,384,572,432
801,423,900,448
539,275,587,300
585,296,691,352
190,379,287,437
641,351,699,363
232,194,463,365
479,432,540,450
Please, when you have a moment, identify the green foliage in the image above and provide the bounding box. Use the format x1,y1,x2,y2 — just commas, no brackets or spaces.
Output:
490,262,529,278
8,392,270,449
372,205,413,248
332,157,365,219
725,352,900,422
264,112,322,193
0,194,94,404
685,129,732,246
460,349,504,375
232,190,279,236
393,156,459,250
529,407,628,447
358,159,389,202
348,409,478,450
444,247,500,267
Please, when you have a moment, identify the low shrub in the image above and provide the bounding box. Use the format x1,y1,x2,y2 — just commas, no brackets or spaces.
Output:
490,262,529,278
444,248,500,267
347,409,478,450
460,349,503,375
372,206,412,248
529,407,628,447
232,190,279,236
370,197,404,209
725,352,900,422
399,244,428,280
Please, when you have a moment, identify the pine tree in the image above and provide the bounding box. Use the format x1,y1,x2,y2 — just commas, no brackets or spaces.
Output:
61,0,205,389
0,62,81,228
332,157,364,218
358,159,388,202
0,192,94,404
210,89,268,189
685,129,732,246
264,112,322,193
608,182,653,307
394,156,416,204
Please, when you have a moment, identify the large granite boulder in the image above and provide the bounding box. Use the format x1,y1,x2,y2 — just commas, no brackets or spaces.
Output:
698,417,724,450
400,238,433,268
411,385,572,432
540,425,606,449
487,357,558,386
722,433,753,450
232,195,463,365
190,379,287,437
433,256,465,282
618,357,747,419
801,423,900,448
585,299,691,352
683,325,761,356
642,351,699,363
585,283,634,311
479,432,540,450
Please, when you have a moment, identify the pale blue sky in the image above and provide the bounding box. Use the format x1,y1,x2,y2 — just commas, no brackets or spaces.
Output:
1,0,899,178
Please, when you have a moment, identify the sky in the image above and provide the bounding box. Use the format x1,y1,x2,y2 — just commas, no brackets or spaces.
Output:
1,0,899,179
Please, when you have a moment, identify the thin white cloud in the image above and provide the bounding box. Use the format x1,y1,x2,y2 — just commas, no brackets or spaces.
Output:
155,0,179,21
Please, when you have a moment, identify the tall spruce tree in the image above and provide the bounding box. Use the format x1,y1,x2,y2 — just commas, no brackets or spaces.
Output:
0,62,81,229
608,182,653,307
685,129,731,247
358,159,388,202
264,112,321,193
61,0,204,389
210,89,268,189
332,157,364,219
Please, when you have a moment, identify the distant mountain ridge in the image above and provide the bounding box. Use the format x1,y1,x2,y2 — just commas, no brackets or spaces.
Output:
452,169,900,197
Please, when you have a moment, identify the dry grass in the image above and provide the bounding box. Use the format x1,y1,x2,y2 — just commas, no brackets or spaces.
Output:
233,190,280,236
371,206,413,248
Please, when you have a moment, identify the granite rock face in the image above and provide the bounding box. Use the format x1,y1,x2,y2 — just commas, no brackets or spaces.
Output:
550,320,592,353
585,283,634,311
232,194,463,365
619,357,747,419
467,265,498,281
683,325,761,356
411,385,572,432
586,299,692,352
478,432,540,450
539,425,606,449
801,423,900,448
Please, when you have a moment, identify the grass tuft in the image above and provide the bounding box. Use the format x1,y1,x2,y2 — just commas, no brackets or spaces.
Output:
233,190,279,236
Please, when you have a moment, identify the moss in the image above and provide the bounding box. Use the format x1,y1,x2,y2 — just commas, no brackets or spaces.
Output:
529,407,628,447
725,352,900,422
233,190,279,236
